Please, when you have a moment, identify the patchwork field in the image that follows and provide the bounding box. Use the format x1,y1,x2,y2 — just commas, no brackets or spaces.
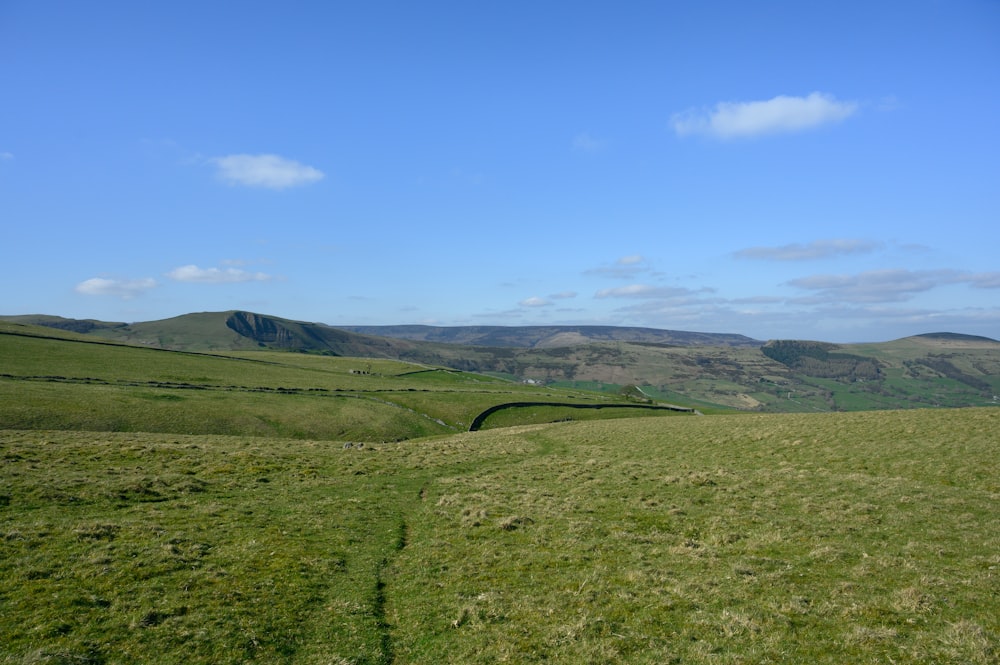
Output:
2,408,997,663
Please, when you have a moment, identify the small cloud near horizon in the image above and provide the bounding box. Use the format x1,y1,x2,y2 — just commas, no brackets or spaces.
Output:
519,296,552,307
595,284,697,299
672,92,858,139
75,277,157,299
787,268,957,304
211,154,324,190
167,264,275,284
787,269,1000,307
734,238,882,261
586,255,651,279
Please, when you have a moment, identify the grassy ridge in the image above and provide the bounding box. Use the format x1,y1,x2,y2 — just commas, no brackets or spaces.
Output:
2,408,997,663
6,313,998,412
2,324,672,441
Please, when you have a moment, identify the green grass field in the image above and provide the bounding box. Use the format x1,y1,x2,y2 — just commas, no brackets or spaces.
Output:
1,324,660,441
1,322,997,662
2,409,997,663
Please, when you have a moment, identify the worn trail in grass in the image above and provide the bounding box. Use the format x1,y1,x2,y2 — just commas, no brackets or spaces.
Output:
2,408,998,663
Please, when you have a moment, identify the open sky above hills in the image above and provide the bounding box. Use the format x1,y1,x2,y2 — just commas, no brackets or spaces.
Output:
2,1,998,342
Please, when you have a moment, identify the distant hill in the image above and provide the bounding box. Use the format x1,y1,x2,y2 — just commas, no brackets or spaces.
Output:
95,311,423,357
0,312,762,351
909,332,1000,347
0,311,415,356
2,311,997,412
335,324,761,348
0,314,127,335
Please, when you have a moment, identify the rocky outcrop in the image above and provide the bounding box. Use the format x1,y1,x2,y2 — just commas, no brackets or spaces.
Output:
226,311,298,347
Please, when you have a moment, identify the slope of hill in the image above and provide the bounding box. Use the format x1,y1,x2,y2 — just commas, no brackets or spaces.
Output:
89,310,416,355
0,314,127,334
3,311,997,412
0,321,692,440
0,311,400,355
337,323,761,348
910,331,1000,346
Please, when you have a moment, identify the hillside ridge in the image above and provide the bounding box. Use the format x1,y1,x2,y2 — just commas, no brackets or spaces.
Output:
2,311,997,413
5,311,996,348
335,323,762,348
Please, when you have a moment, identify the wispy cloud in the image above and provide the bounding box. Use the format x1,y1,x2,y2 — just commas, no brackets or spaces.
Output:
586,255,652,279
549,291,577,300
0,151,13,161
75,277,157,299
787,269,958,303
734,239,882,261
167,264,274,284
211,154,324,189
672,92,858,139
966,272,1000,289
595,284,701,299
519,296,552,307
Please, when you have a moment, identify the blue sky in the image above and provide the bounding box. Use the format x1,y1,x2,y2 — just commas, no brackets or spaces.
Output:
2,1,998,342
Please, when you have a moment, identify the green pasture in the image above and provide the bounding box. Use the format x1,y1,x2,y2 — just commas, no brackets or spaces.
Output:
2,408,997,663
1,325,653,440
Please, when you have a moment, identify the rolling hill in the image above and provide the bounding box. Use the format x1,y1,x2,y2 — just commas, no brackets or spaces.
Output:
0,320,694,441
3,311,998,412
337,323,761,348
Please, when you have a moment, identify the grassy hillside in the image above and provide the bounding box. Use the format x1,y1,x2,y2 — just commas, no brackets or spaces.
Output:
0,322,692,441
2,408,997,663
4,311,998,412
540,336,1000,412
86,311,413,356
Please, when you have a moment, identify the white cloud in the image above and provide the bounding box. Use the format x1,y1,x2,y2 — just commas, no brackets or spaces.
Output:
672,92,858,139
0,152,13,160
519,296,551,307
211,154,324,189
734,239,882,261
75,277,157,299
549,291,578,300
167,264,274,284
